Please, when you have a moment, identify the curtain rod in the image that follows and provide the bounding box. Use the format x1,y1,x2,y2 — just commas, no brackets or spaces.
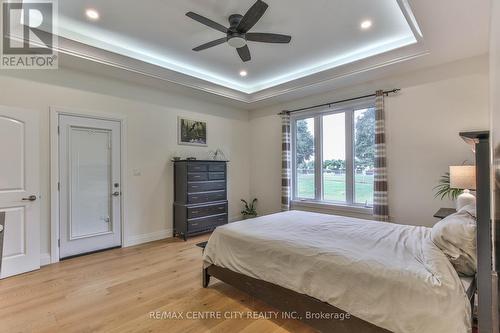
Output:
279,89,401,115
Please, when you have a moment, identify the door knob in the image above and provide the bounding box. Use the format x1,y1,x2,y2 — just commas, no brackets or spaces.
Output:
112,191,120,197
22,195,37,202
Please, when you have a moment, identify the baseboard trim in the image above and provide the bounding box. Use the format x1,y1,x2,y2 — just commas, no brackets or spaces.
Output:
124,229,173,247
40,253,51,266
229,215,243,223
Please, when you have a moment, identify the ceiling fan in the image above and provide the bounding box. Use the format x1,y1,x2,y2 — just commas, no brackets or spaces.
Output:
186,0,292,62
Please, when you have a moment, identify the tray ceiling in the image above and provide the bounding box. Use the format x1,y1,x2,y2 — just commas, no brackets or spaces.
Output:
53,0,421,97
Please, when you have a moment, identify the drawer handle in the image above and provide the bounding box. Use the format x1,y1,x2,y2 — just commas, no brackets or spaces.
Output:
217,207,224,210
191,196,198,200
191,185,199,189
191,210,199,214
193,175,201,178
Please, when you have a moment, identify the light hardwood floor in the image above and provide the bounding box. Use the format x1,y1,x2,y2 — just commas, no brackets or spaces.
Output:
0,236,314,333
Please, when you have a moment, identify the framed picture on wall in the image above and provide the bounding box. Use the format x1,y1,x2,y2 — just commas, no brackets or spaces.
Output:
178,117,207,146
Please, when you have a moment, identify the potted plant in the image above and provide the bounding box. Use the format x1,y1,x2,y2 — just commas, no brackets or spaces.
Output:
241,198,258,219
433,172,463,200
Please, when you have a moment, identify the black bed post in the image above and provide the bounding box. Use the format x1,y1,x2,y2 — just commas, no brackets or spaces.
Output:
461,131,493,333
476,135,492,333
202,267,211,288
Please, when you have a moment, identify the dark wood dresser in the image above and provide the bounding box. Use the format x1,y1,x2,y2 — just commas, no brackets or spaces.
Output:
173,160,228,240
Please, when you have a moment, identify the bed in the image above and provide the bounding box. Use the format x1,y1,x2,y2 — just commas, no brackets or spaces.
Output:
202,132,490,333
203,211,474,333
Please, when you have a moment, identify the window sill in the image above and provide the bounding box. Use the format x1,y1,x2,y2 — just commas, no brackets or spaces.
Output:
291,200,373,219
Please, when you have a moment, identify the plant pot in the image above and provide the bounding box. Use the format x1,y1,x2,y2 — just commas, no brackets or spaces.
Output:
242,214,257,220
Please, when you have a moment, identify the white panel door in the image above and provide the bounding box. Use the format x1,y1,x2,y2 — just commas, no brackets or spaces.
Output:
0,106,40,278
59,115,121,258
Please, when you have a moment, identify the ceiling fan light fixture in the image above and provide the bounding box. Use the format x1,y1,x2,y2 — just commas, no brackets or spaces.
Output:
228,36,247,48
186,0,291,62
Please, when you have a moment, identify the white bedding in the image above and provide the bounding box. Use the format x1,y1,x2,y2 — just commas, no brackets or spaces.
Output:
203,210,471,333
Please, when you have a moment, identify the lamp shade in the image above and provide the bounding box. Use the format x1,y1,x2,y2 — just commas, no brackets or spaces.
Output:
449,166,476,190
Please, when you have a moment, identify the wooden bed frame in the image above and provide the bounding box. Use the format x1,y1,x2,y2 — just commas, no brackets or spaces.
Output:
203,131,492,333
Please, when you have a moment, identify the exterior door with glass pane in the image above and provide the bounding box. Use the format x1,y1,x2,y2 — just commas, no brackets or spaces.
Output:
59,115,121,259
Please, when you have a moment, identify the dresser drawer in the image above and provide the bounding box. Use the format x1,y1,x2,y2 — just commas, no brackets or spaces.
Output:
188,191,226,204
187,164,208,172
208,172,225,181
188,181,226,193
188,214,227,234
208,163,226,172
188,172,208,181
188,203,227,219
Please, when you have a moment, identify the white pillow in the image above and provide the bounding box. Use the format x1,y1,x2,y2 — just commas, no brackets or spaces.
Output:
431,210,477,276
458,204,476,218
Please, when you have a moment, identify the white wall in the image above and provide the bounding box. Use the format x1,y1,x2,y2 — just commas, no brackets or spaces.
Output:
0,52,490,264
490,1,500,329
249,55,490,227
0,68,250,260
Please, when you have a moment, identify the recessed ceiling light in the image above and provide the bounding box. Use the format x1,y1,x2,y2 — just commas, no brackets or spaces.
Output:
361,20,372,30
239,70,248,77
86,9,100,20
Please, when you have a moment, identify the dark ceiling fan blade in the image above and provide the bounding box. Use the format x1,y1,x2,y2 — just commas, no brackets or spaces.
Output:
186,12,228,33
193,38,227,51
237,45,251,62
246,33,291,43
236,0,269,33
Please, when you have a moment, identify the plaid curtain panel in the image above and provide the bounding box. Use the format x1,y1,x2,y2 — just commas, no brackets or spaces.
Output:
374,90,389,221
281,112,291,211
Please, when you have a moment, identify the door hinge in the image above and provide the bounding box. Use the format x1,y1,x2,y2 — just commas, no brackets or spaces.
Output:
57,182,60,191
58,239,60,247
57,125,60,135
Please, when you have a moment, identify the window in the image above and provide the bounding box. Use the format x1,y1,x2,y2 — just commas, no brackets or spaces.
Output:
295,117,315,199
292,102,375,208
